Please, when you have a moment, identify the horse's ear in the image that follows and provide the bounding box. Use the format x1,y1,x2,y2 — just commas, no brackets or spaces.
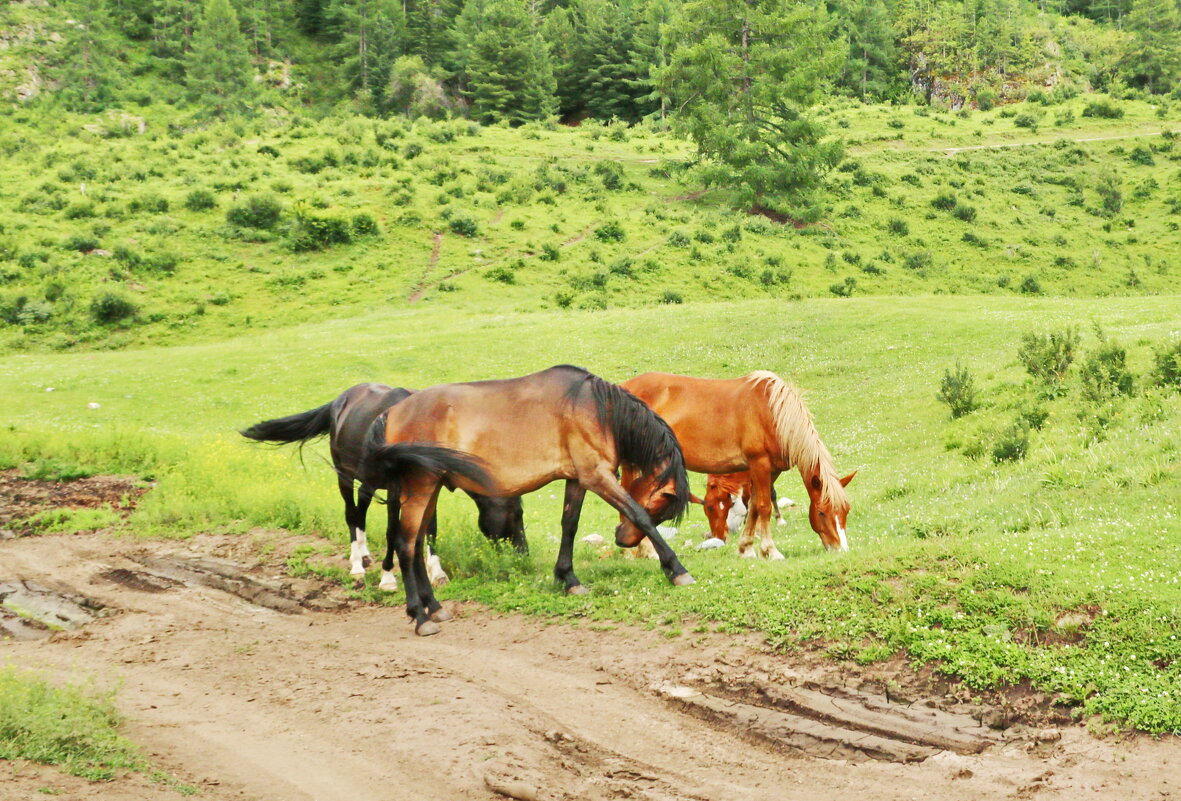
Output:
839,471,857,488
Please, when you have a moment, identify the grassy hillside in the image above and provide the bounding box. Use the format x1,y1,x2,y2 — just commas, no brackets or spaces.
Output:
1,94,1178,352
2,295,1179,731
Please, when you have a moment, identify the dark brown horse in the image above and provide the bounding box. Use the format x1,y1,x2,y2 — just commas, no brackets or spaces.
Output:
621,371,854,558
241,383,526,590
361,365,694,636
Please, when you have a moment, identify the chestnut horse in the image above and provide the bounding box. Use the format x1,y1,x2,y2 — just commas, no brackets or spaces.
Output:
621,371,855,558
241,383,526,590
361,365,694,636
702,472,785,541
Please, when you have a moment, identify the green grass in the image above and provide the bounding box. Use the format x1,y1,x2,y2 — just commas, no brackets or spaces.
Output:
0,667,144,781
2,294,1179,732
2,97,1178,353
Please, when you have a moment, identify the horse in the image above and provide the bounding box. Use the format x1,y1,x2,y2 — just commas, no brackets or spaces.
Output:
240,383,527,591
701,471,787,542
620,371,855,558
360,365,694,636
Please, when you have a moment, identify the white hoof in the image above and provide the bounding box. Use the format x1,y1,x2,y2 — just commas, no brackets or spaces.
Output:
777,497,795,508
697,537,726,550
737,548,757,559
765,548,786,561
427,554,450,588
777,518,787,527
379,570,399,592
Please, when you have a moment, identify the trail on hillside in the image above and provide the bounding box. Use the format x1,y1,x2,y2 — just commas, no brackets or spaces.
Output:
3,526,1179,801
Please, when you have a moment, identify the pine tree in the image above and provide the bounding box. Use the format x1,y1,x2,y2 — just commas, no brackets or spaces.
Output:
833,0,899,100
657,0,844,218
54,4,120,112
463,0,557,123
186,0,258,115
408,0,462,67
237,0,283,58
151,0,198,77
328,0,407,101
1123,0,1181,93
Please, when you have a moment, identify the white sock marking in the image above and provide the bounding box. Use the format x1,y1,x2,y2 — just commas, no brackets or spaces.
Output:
379,569,399,591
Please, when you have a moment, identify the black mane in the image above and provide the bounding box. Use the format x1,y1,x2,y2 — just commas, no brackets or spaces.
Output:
564,369,690,522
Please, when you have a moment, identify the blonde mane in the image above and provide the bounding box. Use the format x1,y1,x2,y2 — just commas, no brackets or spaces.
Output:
744,371,849,511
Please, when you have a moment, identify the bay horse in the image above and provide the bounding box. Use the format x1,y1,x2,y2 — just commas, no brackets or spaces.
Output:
620,371,855,558
241,383,527,590
360,365,694,636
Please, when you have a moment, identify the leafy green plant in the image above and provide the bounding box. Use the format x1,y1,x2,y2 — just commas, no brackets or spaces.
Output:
1080,329,1134,404
1152,338,1181,391
937,363,979,418
1017,327,1080,386
992,419,1030,462
89,292,138,324
226,194,282,229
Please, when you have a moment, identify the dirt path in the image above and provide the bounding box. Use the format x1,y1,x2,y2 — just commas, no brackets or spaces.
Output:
2,531,1179,801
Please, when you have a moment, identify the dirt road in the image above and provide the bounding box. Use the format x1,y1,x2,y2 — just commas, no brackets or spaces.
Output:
2,529,1178,801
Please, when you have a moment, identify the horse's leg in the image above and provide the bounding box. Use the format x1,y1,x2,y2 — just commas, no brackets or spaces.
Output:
338,477,367,586
586,469,693,586
703,482,732,542
355,482,375,564
409,497,452,623
553,479,588,594
734,484,759,559
379,493,402,592
749,459,783,560
390,480,442,636
770,472,786,526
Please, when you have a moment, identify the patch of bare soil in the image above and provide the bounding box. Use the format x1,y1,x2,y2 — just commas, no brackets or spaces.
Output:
0,470,147,534
2,528,1179,801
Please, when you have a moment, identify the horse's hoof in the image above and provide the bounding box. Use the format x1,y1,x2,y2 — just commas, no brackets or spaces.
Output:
431,607,453,622
738,549,757,559
671,572,696,587
766,549,786,561
567,584,590,595
416,620,441,636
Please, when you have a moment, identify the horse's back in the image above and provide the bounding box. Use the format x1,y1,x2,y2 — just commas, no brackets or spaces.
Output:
622,372,773,473
381,371,577,495
331,383,413,478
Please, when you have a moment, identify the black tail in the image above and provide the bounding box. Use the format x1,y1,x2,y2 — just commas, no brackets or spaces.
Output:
240,402,333,444
567,371,690,522
360,415,492,494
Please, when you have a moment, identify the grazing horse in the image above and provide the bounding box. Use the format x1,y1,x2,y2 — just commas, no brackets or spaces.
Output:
240,383,527,590
621,371,855,558
360,365,694,636
702,472,786,542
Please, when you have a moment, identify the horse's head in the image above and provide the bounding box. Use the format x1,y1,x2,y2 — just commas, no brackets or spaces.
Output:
614,464,687,548
804,469,856,551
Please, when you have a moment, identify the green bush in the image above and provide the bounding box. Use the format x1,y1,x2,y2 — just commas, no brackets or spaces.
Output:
1082,99,1124,119
1080,332,1134,404
184,189,217,211
226,195,283,229
976,88,998,111
992,419,1029,463
350,213,380,237
288,209,353,252
1013,113,1038,130
931,191,958,211
1017,327,1080,385
828,276,856,297
594,221,626,242
660,290,683,304
937,363,979,418
1152,338,1181,390
952,203,977,222
89,291,138,324
448,215,479,237
1019,275,1042,294
887,217,909,236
